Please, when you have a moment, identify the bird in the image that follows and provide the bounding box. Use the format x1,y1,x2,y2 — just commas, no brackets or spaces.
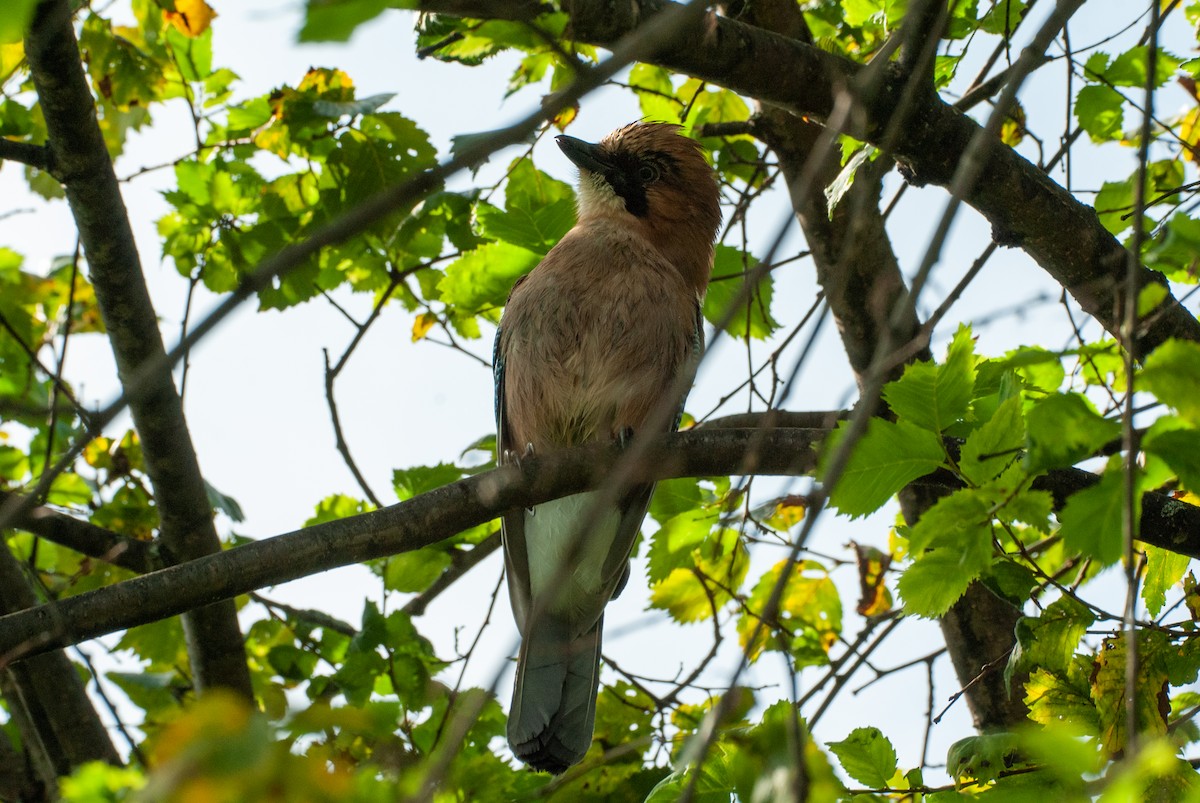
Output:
493,122,721,774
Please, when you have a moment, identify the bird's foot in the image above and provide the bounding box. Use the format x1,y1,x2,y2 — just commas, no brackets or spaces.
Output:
615,427,635,448
504,443,536,468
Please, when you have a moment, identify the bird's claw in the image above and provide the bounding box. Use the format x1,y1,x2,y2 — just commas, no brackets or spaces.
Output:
504,443,535,469
615,427,635,448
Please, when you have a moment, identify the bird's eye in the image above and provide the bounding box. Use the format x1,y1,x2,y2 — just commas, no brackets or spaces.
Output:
638,163,660,183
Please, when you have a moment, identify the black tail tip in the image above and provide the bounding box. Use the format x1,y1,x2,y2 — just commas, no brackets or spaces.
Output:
512,737,583,775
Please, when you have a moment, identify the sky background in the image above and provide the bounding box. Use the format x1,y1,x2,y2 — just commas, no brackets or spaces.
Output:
1,0,1195,781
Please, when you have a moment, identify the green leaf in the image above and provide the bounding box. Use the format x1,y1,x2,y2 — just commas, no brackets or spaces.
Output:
1006,595,1095,694
46,472,92,508
1102,46,1183,89
1144,212,1200,282
906,488,992,554
204,479,245,522
0,0,37,43
826,727,898,788
646,508,719,583
1092,632,1170,754
628,63,679,122
382,549,453,593
299,0,403,43
1024,659,1099,734
979,0,1028,34
648,477,703,525
737,560,841,666
898,545,990,617
702,245,779,340
392,463,463,501
305,494,373,527
1075,84,1124,142
959,395,1025,485
438,242,541,314
1144,424,1200,493
823,418,946,518
1141,339,1200,426
650,529,748,622
1056,457,1132,566
1093,177,1135,235
1024,392,1120,473
947,733,1025,784
475,197,575,254
882,324,975,434
1143,544,1190,617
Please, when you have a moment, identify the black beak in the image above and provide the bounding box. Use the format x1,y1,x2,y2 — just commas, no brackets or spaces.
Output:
555,135,612,174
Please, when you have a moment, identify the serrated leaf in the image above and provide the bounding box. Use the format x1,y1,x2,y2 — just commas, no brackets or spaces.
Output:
1006,596,1094,694
1024,392,1120,473
702,245,778,340
1025,661,1099,733
382,549,452,593
1075,84,1124,142
1103,46,1183,88
947,733,1024,784
438,242,540,313
823,419,947,518
737,558,841,666
1056,457,1132,566
475,197,575,254
1141,339,1200,426
392,463,463,501
907,488,992,553
649,529,748,622
648,477,703,525
1143,544,1191,617
1092,633,1170,754
882,324,975,434
826,727,897,788
646,508,718,583
960,396,1025,485
898,547,988,617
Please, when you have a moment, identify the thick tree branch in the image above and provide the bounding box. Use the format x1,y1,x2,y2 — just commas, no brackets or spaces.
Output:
24,0,251,695
421,0,1200,356
0,138,53,173
0,491,157,574
0,547,119,775
2,425,1200,666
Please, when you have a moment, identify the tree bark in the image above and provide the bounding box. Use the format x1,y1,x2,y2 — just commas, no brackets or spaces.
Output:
23,0,250,697
2,425,1200,665
422,0,1200,357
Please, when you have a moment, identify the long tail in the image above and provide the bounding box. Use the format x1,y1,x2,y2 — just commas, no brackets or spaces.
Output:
507,616,602,774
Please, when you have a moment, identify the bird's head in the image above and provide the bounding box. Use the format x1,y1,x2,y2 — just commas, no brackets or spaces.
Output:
556,122,721,293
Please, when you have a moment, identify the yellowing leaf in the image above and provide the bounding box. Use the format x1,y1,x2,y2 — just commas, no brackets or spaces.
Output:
1000,101,1026,147
1181,107,1200,163
765,496,806,530
411,312,436,342
163,0,217,37
552,103,578,131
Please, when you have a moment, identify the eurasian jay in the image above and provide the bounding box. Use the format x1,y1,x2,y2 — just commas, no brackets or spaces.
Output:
494,122,721,773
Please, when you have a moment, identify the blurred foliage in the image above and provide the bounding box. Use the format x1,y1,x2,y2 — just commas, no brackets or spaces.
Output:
1,0,1200,799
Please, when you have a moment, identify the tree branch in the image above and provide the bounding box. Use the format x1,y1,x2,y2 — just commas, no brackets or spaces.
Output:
25,0,251,695
0,138,52,173
0,491,157,574
2,425,1200,666
422,0,1200,356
